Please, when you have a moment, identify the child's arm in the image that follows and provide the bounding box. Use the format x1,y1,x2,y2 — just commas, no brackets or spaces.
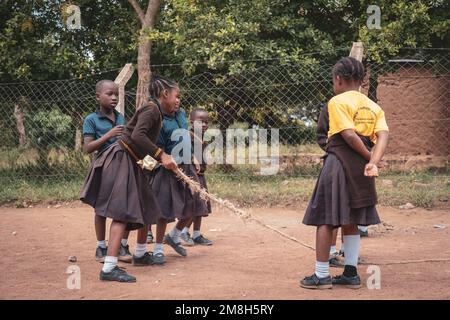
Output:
131,105,177,170
340,129,371,161
83,125,124,154
316,104,329,151
365,130,389,177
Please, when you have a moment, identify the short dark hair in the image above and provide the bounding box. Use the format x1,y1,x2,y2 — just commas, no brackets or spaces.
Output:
332,57,365,82
95,80,117,93
189,108,208,119
149,74,178,98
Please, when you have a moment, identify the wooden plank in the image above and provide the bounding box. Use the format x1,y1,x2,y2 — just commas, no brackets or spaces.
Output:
114,63,134,114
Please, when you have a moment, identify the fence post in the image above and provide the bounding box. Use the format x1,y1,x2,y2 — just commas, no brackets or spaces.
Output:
114,63,134,115
13,102,27,146
349,41,364,62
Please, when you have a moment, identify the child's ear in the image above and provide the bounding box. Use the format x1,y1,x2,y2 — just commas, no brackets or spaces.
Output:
95,92,100,101
162,89,169,99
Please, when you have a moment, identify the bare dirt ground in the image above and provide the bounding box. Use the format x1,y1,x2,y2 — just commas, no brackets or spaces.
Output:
1,202,449,300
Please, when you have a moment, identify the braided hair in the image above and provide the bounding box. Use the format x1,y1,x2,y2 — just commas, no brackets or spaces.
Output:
149,74,178,98
332,57,365,82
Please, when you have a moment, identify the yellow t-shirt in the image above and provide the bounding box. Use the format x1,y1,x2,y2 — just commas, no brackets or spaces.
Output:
327,90,389,143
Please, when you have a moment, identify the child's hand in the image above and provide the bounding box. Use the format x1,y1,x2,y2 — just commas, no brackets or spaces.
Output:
160,153,177,171
107,125,124,139
364,163,379,177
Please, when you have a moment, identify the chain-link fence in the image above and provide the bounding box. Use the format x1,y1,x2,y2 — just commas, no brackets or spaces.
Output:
0,48,448,183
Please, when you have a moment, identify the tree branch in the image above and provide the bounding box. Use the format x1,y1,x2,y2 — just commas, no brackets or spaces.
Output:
128,0,145,25
144,0,162,27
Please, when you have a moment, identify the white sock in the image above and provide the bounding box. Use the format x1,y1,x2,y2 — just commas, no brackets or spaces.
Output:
121,239,128,247
134,242,147,258
102,256,118,273
340,243,345,253
315,261,330,279
343,235,360,267
169,227,182,243
192,230,201,239
329,245,337,255
358,225,368,232
97,240,106,249
154,243,164,254
181,227,190,234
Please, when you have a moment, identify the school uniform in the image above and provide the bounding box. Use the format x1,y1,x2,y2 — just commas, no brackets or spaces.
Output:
191,131,212,215
82,108,125,153
150,108,209,221
303,90,389,227
80,101,164,230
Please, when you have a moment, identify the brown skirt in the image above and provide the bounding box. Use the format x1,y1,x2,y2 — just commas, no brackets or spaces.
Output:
150,164,209,221
198,174,212,215
80,143,161,230
303,153,381,227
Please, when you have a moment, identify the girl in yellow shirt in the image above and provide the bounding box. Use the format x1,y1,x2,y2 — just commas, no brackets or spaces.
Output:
300,57,389,289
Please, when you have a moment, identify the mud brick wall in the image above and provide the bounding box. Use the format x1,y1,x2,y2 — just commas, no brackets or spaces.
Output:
376,67,450,156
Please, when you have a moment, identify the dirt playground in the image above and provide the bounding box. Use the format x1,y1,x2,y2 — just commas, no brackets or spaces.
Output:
0,202,449,300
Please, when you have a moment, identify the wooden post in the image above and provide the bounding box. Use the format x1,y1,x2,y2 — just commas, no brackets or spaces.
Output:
13,103,27,146
75,128,82,151
349,42,364,92
114,63,134,114
349,41,364,62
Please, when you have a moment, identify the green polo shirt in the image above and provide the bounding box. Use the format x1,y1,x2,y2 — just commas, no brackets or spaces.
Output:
82,108,125,152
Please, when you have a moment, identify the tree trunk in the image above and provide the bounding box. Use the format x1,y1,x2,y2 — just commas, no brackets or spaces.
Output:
136,39,152,109
75,127,82,151
13,103,27,146
128,0,162,109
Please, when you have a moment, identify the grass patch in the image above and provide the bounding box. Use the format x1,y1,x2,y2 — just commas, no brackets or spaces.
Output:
1,171,448,209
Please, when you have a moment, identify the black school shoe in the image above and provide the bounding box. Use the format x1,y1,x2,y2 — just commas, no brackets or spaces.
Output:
164,234,187,257
193,235,213,246
99,266,136,283
332,274,362,289
118,244,133,263
132,252,155,266
300,274,332,290
95,246,107,263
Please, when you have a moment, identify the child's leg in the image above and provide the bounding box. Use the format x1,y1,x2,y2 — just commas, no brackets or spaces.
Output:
95,215,107,244
105,220,126,261
300,225,333,289
165,218,189,256
332,224,362,288
341,224,360,271
118,229,133,263
100,220,135,282
181,217,194,234
316,225,333,263
123,230,130,243
132,226,154,266
95,215,107,262
154,218,167,257
169,219,191,243
192,216,213,245
330,228,339,255
180,217,195,246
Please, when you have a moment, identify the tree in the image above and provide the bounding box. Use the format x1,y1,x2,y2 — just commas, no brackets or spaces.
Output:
128,0,162,109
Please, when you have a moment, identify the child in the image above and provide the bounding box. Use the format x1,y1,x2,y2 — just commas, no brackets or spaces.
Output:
150,76,209,264
80,77,178,282
180,108,213,246
300,57,389,289
82,80,132,263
